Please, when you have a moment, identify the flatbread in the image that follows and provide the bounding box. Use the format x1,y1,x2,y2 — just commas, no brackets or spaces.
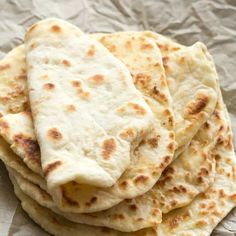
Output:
141,31,218,156
0,31,176,213
25,18,154,190
157,92,236,235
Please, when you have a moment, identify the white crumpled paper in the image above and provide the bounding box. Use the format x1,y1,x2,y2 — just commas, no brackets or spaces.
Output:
0,0,235,235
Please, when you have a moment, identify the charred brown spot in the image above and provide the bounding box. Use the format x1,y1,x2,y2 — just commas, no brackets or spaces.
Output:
30,43,37,49
128,103,147,116
169,215,181,229
66,104,76,112
44,160,62,177
71,80,81,87
47,128,63,141
71,81,90,100
187,95,209,115
107,44,116,53
159,155,171,169
172,47,180,51
157,175,172,188
169,132,174,139
204,121,210,129
90,197,97,204
120,128,135,140
216,135,224,145
195,220,208,228
219,189,226,198
147,135,160,148
17,73,27,80
214,154,221,161
162,56,169,65
102,138,116,160
119,180,128,189
61,188,79,206
87,45,96,57
157,44,169,52
168,142,175,152
51,25,61,33
134,175,149,184
129,204,137,211
199,167,209,176
14,134,40,163
62,60,71,67
179,56,185,64
164,155,171,164
197,176,204,184
89,74,104,85
153,86,168,103
133,73,152,90
112,214,125,220
152,208,160,216
43,83,55,90
0,64,10,71
141,43,153,50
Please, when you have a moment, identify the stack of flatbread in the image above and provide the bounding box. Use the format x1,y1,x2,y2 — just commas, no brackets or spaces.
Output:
0,18,235,236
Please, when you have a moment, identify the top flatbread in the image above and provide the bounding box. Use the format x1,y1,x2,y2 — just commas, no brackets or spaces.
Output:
0,31,176,213
24,18,154,189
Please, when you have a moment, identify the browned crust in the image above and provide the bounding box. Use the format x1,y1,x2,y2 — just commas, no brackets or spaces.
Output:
47,128,63,141
102,138,116,160
51,25,62,33
43,83,55,90
44,160,62,177
0,64,10,71
13,134,40,163
61,187,80,207
187,95,209,115
62,60,71,67
134,175,149,184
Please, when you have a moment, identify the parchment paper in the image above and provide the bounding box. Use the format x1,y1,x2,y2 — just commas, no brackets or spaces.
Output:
0,0,235,235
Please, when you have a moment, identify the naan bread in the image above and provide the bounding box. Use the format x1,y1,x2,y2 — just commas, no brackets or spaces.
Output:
141,32,218,156
157,92,236,235
25,18,154,190
0,31,176,213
